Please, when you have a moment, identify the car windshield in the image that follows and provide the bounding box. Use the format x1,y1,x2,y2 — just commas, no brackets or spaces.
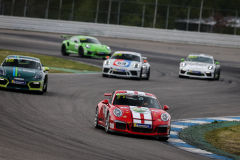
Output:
186,56,213,64
80,38,101,44
2,58,42,69
113,93,161,109
111,53,140,62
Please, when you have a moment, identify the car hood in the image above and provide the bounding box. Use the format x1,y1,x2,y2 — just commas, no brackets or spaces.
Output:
108,59,139,68
183,61,214,69
3,66,39,78
116,105,166,121
83,43,108,51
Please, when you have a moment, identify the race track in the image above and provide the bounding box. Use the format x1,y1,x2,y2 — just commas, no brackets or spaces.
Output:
0,29,240,160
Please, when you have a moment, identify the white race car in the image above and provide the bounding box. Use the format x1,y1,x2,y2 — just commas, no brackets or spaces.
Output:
179,54,221,80
102,51,150,80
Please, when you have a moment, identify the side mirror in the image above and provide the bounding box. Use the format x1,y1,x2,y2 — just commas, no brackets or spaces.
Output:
142,57,147,63
106,56,109,59
181,58,185,61
102,99,109,104
215,62,219,65
42,64,44,66
44,67,50,71
163,105,169,110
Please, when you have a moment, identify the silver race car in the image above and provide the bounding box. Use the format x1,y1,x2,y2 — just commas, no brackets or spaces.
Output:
102,51,150,80
179,54,221,80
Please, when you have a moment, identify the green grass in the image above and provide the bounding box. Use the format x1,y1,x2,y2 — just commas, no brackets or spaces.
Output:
204,124,240,156
0,49,101,73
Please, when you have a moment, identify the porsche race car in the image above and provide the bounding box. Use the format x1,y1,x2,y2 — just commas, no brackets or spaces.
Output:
179,54,221,80
0,55,49,94
94,90,171,141
102,51,150,80
61,35,111,58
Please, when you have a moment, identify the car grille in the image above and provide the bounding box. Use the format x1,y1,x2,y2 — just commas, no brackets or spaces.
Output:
180,70,186,74
206,73,212,77
188,72,203,76
157,127,167,133
7,83,29,89
29,82,41,88
130,71,137,76
0,79,8,85
116,123,126,130
131,127,153,133
113,71,127,75
103,68,110,73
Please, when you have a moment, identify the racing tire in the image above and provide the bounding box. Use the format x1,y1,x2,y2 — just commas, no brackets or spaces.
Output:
102,74,108,77
158,137,169,141
146,68,150,80
138,68,143,80
43,81,48,92
61,45,69,56
94,108,100,128
212,70,216,80
215,69,221,80
78,47,84,58
105,113,110,133
179,75,184,78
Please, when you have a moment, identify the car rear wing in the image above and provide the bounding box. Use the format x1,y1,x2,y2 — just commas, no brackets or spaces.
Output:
104,93,112,96
61,35,72,39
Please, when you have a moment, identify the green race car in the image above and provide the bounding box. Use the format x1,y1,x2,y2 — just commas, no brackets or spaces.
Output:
0,55,49,94
61,35,111,58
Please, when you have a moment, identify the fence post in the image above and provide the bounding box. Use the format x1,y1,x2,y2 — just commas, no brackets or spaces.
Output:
234,11,238,35
71,0,75,20
153,0,158,28
11,0,15,16
0,0,2,13
107,0,112,24
95,0,99,23
45,0,49,19
210,10,214,33
142,3,145,27
117,1,121,25
198,0,204,32
186,7,190,31
23,0,27,17
166,5,169,29
58,0,62,20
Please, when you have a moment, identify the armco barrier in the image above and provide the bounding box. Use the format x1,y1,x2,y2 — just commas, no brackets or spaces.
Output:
0,15,240,48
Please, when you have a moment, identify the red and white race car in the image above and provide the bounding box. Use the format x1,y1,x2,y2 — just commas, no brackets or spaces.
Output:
94,90,171,140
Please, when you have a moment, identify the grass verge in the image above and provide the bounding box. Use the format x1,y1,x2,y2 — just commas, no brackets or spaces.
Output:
0,49,101,73
204,124,240,156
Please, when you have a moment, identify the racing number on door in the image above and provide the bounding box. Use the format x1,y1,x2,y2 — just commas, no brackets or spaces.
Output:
103,105,108,117
75,44,78,49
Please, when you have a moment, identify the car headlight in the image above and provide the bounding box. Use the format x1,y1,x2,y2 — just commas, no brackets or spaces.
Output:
113,108,122,117
161,113,169,122
208,66,213,70
181,63,186,67
0,68,5,76
133,63,140,68
104,60,110,65
107,46,111,50
86,45,90,49
34,72,43,79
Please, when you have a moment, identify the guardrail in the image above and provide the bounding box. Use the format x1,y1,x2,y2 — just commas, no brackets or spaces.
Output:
0,15,240,48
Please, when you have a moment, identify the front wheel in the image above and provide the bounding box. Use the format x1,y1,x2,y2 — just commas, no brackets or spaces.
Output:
102,74,108,77
146,68,150,80
43,81,48,92
105,113,110,133
61,45,69,56
215,69,221,80
94,108,100,128
158,137,169,141
78,47,84,58
138,68,143,80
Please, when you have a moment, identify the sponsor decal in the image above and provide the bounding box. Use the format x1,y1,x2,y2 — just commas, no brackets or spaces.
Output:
75,44,78,49
157,119,161,121
130,106,152,126
131,106,149,114
123,115,127,118
110,123,114,129
120,107,128,108
125,112,129,113
134,123,151,129
116,93,125,99
6,59,14,62
114,69,125,72
12,80,26,85
113,59,131,67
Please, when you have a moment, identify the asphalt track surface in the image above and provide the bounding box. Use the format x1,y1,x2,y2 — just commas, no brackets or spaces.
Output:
0,29,240,160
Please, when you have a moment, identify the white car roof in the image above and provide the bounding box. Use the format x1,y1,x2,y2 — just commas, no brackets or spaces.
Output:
188,54,213,59
114,51,141,56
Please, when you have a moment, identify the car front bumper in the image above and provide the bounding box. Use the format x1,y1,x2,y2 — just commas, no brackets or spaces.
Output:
179,69,214,79
102,67,148,78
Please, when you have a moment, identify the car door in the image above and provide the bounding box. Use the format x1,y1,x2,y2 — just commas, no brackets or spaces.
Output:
103,91,115,125
69,37,79,53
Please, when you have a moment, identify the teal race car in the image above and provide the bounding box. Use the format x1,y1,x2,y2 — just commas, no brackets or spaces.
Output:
0,55,49,94
61,35,111,58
